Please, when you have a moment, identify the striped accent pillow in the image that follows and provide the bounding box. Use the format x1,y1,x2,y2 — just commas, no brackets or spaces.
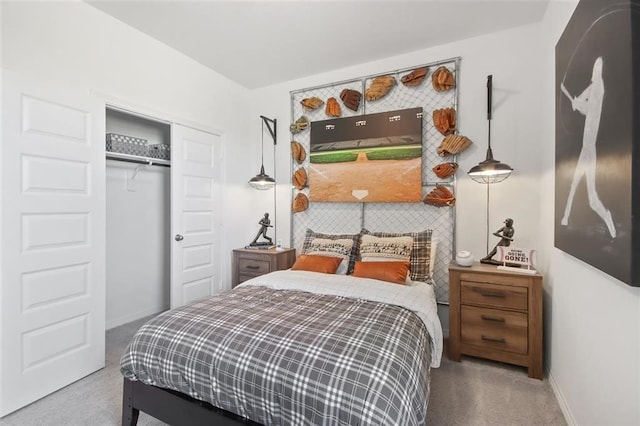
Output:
301,229,361,274
359,234,413,262
361,229,433,282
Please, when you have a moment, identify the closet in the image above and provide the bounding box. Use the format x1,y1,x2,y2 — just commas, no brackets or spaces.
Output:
105,107,171,329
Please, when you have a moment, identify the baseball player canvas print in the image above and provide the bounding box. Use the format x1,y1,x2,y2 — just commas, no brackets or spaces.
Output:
555,0,640,286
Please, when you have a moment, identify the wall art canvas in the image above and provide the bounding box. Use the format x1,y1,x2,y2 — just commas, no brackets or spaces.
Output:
555,0,640,286
309,107,423,203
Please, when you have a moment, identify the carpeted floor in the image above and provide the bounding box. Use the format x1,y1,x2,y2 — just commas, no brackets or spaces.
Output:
427,346,566,425
0,317,566,426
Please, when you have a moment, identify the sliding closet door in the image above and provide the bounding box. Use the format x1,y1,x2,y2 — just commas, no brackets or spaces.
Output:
0,72,106,416
170,125,221,308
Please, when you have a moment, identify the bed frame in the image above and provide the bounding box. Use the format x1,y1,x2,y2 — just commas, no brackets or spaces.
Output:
122,378,261,426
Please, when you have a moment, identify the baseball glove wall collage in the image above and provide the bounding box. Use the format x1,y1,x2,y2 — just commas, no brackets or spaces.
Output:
289,57,464,303
290,58,470,211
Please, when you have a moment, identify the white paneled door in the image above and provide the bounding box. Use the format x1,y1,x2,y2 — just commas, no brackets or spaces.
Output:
170,125,221,308
0,73,106,416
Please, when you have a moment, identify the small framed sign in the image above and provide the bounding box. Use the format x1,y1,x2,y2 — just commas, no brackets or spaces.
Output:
496,246,537,274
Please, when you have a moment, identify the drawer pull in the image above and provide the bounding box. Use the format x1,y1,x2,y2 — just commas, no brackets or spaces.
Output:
476,289,506,298
481,315,505,323
245,265,260,270
481,335,506,344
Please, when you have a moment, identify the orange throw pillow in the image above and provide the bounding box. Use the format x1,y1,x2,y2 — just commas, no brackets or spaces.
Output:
291,254,342,274
352,261,410,285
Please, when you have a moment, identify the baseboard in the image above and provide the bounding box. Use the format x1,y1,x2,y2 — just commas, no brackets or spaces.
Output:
548,369,577,426
106,305,166,330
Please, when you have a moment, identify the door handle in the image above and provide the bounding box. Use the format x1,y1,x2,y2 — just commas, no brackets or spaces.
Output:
175,234,184,241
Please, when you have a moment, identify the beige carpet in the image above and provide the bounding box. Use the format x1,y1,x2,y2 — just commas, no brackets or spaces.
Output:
0,318,566,426
427,342,566,425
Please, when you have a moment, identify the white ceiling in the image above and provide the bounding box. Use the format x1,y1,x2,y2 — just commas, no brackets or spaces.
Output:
87,0,549,89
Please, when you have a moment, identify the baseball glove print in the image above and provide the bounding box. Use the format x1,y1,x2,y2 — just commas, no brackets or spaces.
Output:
424,185,456,207
401,67,428,87
436,134,472,156
432,66,456,92
432,162,459,179
300,97,324,110
365,75,396,101
340,89,361,111
433,107,456,135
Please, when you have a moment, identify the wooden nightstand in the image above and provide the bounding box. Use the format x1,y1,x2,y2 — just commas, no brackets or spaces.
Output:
232,248,296,287
448,262,543,379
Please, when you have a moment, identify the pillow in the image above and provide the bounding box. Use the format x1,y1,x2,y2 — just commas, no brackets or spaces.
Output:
352,261,411,285
359,234,413,262
301,229,361,274
361,229,433,282
304,238,353,275
291,254,342,274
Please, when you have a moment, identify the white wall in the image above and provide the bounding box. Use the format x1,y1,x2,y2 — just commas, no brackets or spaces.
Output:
106,161,169,329
1,0,258,287
538,2,640,425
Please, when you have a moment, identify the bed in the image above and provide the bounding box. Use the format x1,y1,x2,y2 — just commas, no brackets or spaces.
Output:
120,234,443,425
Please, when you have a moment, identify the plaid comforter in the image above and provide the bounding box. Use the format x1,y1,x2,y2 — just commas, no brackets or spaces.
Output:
121,271,440,425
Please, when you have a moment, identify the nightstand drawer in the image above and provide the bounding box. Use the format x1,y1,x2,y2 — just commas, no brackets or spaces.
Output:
461,281,528,311
461,305,528,354
237,258,271,275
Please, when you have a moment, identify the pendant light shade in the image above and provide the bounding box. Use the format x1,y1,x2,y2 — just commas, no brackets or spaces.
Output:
468,75,513,184
249,116,277,190
248,164,276,189
467,150,513,184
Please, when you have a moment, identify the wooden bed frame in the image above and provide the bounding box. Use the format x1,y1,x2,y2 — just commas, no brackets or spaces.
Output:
122,378,261,426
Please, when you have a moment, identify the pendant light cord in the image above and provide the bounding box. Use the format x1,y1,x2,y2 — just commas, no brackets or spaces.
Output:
487,75,492,149
260,121,264,167
486,183,490,254
273,126,277,243
486,75,494,159
261,118,277,243
485,75,492,254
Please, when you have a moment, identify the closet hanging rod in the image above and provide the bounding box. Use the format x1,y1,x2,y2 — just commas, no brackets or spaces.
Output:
106,152,170,167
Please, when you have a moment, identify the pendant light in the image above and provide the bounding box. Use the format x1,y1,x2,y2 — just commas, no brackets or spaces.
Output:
468,75,513,183
249,115,277,190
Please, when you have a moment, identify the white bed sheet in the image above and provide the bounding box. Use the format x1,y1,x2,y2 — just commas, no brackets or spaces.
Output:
238,269,443,367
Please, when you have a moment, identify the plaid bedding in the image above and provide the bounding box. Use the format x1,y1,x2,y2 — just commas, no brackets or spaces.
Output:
121,273,436,425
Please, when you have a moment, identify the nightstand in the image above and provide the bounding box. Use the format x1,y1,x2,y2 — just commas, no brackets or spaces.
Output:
232,248,296,287
448,262,543,379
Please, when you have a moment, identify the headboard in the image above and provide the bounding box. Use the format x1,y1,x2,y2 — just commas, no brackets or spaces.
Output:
289,58,460,304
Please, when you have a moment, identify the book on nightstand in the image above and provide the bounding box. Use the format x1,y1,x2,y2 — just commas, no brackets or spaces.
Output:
244,244,276,250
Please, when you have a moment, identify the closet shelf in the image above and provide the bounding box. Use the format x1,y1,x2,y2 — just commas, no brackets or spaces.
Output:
106,151,170,167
